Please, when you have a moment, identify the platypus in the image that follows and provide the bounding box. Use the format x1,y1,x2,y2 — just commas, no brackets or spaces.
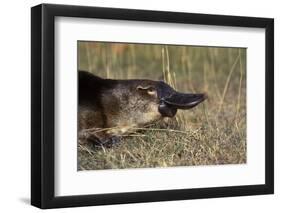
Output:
78,71,206,146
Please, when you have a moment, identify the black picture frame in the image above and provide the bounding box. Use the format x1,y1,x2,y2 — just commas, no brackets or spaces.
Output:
31,3,274,209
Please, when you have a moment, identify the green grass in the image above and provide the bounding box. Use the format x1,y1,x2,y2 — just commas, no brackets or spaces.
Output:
78,42,246,170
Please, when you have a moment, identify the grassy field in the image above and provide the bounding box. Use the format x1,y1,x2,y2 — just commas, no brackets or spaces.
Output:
78,42,246,170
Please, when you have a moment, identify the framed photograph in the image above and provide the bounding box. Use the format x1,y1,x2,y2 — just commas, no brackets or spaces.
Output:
31,3,274,209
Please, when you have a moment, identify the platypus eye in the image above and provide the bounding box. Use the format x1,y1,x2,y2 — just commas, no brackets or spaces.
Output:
137,85,157,96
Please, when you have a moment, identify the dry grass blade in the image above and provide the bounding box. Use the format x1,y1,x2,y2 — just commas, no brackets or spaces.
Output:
217,53,240,115
235,49,244,126
131,127,191,135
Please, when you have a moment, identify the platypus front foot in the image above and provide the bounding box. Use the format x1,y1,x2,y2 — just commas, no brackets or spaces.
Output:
78,130,121,148
99,136,121,148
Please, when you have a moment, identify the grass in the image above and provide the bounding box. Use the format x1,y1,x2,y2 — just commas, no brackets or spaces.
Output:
78,42,246,170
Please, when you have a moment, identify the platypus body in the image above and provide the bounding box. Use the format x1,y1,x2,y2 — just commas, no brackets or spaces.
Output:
78,71,206,146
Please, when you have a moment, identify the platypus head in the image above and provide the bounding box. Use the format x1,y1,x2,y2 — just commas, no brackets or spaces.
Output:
136,80,206,118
